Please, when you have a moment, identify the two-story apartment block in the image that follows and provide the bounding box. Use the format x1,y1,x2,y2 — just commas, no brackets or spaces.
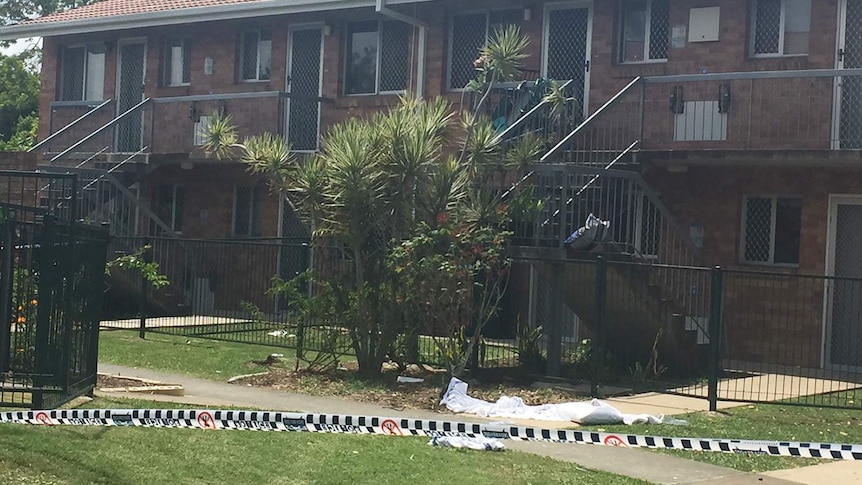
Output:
3,0,862,376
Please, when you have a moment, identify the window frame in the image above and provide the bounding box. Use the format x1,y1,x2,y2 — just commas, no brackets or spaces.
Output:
232,185,264,237
446,8,522,92
739,195,802,267
343,19,410,96
59,43,106,102
239,28,272,82
749,0,811,58
163,36,192,87
617,0,669,65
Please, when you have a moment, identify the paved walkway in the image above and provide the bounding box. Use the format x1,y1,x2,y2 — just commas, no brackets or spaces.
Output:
96,363,861,485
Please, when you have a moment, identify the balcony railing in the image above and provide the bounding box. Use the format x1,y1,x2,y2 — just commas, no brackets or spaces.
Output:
40,92,334,159
639,68,862,152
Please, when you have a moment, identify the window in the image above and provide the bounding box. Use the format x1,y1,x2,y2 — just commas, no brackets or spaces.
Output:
619,0,669,63
345,21,410,95
751,0,811,56
233,186,263,237
156,184,184,233
239,29,272,81
60,44,106,101
448,9,521,90
741,196,802,265
164,37,191,86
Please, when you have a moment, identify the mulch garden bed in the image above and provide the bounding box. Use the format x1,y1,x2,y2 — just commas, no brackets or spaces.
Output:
229,360,584,412
97,375,158,389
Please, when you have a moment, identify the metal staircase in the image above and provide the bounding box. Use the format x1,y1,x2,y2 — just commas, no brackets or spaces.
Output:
511,77,714,375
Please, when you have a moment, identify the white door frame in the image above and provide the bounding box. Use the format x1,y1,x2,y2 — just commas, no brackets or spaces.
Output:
822,194,862,371
115,37,147,151
542,1,593,118
285,23,325,153
832,0,850,149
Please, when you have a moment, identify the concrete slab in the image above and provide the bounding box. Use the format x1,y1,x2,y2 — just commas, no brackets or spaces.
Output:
603,392,745,417
687,475,802,484
670,374,862,403
505,440,745,485
100,316,250,329
762,460,862,484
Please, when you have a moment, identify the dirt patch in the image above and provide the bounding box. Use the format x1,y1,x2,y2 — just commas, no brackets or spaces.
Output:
97,375,158,389
230,363,586,412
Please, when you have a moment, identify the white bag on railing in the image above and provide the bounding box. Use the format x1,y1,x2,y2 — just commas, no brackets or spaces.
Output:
564,213,611,250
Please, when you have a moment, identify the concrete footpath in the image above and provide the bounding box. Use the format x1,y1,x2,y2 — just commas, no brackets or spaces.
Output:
97,363,859,485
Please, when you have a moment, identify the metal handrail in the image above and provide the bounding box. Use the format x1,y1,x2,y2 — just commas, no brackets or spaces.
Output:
533,164,704,262
492,79,574,144
50,98,151,163
29,99,113,153
541,77,642,162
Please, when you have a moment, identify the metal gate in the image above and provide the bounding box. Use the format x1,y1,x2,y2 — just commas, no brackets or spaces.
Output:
0,172,109,409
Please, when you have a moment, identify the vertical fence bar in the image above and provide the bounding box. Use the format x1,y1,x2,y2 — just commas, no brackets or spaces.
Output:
546,262,563,377
591,255,607,397
708,265,724,411
138,237,150,339
32,215,56,409
0,213,12,374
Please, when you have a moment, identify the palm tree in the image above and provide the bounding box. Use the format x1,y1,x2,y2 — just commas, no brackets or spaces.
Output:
203,27,540,378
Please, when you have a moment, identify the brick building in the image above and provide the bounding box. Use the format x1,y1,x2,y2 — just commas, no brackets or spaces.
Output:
2,0,862,375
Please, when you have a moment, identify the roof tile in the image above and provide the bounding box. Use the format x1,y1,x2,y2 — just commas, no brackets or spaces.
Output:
25,0,267,24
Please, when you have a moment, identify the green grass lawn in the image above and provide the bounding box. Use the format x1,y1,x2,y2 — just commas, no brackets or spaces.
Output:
581,399,862,473
99,329,860,475
98,329,303,380
0,397,647,485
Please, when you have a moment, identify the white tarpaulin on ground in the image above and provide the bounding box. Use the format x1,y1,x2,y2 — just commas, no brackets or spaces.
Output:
440,377,674,425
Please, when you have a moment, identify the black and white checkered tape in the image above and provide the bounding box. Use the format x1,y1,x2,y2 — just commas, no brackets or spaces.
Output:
2,409,861,461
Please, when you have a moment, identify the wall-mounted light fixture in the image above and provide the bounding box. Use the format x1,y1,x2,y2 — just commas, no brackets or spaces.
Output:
670,85,684,114
718,83,731,113
188,101,200,122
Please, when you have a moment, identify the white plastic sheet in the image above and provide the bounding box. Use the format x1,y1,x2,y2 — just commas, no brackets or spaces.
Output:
440,377,673,425
428,435,505,451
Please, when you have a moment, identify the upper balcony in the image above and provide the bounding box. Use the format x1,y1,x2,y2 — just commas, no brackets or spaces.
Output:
37,91,333,164
35,75,581,166
540,68,862,170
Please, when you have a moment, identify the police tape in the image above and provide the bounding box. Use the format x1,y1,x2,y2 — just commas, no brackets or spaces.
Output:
3,408,861,460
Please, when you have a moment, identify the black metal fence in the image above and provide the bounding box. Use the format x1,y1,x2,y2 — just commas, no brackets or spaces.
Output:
0,171,109,409
104,235,862,410
105,236,523,372
520,255,862,410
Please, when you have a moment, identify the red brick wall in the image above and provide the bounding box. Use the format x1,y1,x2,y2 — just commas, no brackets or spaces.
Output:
645,165,862,367
143,163,278,239
37,1,844,151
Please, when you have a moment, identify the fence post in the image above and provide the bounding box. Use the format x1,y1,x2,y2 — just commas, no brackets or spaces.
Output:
33,215,56,409
138,238,150,339
708,266,724,412
546,263,563,377
0,211,13,374
591,255,607,398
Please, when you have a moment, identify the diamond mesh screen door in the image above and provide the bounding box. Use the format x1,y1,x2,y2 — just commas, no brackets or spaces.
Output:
116,41,145,153
286,28,323,152
839,0,862,148
544,6,590,121
829,202,862,368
